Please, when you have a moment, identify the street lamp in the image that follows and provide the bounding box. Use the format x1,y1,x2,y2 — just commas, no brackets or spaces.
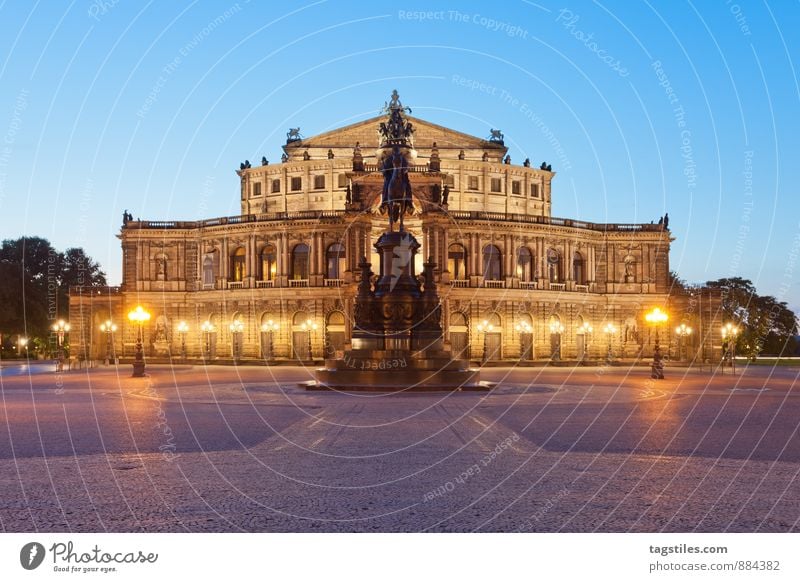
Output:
675,323,693,363
176,321,189,360
260,319,279,361
602,323,617,364
514,320,532,360
721,322,739,374
99,319,117,365
18,336,29,359
52,320,70,367
200,320,215,360
548,320,564,361
476,320,495,363
229,319,244,362
127,306,150,377
300,319,318,360
579,321,593,363
645,307,669,379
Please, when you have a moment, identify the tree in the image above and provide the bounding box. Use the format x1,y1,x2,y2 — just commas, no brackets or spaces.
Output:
705,278,798,358
0,237,107,355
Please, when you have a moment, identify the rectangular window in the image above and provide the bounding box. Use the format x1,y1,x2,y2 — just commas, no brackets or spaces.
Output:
511,180,521,195
531,183,540,198
468,176,479,190
337,173,347,188
313,175,325,190
490,178,502,192
272,179,280,193
290,177,302,191
252,182,262,197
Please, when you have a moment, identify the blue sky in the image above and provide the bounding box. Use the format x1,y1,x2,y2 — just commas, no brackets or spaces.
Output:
0,1,798,311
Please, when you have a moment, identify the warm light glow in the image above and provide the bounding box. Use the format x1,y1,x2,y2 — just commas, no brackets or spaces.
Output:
549,321,564,334
580,321,593,334
127,305,151,323
301,319,318,332
477,320,494,333
261,319,279,332
18,337,28,347
177,321,189,333
721,322,739,339
645,307,669,325
603,323,617,335
675,323,692,336
52,319,70,333
100,319,117,333
201,320,215,333
229,319,244,333
515,321,531,333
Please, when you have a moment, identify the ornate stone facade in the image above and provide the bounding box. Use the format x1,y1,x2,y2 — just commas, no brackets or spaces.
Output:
69,95,721,364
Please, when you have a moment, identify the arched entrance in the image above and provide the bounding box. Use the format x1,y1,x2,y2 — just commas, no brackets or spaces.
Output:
449,312,469,358
325,311,346,357
291,311,310,360
517,314,534,360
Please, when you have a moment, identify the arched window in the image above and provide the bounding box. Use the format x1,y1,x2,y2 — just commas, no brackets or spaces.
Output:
482,245,502,281
260,244,276,281
547,248,561,282
291,243,309,280
326,243,346,280
573,252,585,284
516,247,533,282
202,251,218,286
448,243,467,280
230,247,246,282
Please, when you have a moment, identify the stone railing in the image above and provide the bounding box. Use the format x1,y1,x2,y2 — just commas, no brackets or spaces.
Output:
255,280,274,288
549,283,566,291
69,286,122,296
483,280,505,289
447,211,666,233
289,279,309,288
324,279,344,287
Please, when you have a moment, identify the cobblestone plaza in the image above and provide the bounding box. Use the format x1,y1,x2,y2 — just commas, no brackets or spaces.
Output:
1,364,798,533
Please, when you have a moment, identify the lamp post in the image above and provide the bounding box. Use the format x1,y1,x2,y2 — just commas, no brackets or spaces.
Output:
675,323,693,363
176,321,189,360
201,321,215,360
300,319,317,361
579,321,593,364
99,319,117,365
645,307,669,379
476,320,494,363
514,321,532,360
548,320,564,361
602,323,617,364
127,306,150,377
229,319,244,362
18,336,29,359
52,320,70,366
261,319,279,361
721,322,739,374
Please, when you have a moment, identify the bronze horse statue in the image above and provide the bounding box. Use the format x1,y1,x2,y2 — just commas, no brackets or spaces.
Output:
380,146,414,230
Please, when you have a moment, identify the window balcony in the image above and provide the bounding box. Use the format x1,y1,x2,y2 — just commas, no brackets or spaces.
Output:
324,278,344,287
520,281,537,290
451,279,468,288
202,283,215,290
289,279,309,288
575,284,589,293
483,280,505,289
549,283,566,291
228,281,244,289
256,280,274,288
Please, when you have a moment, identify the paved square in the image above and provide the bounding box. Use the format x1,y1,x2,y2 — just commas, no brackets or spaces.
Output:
1,363,798,532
